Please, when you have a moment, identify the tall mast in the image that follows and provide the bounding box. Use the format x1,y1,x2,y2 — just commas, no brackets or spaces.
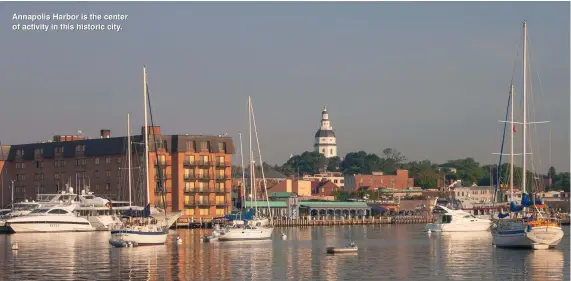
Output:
248,96,258,215
522,21,527,194
250,97,273,223
127,113,132,207
143,66,150,205
239,133,246,209
510,83,514,202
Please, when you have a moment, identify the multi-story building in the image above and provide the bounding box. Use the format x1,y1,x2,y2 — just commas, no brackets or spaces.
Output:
343,169,415,191
0,126,234,222
303,171,345,188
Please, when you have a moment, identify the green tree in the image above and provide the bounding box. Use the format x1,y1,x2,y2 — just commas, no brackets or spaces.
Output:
281,151,326,176
326,156,341,172
339,151,382,174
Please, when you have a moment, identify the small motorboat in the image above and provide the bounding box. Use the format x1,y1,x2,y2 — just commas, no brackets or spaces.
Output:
326,242,358,254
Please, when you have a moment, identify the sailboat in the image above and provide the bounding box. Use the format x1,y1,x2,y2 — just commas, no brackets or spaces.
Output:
490,21,564,250
109,66,170,247
218,96,274,241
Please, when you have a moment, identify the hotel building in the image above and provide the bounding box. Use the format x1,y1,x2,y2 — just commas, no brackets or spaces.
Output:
0,126,234,221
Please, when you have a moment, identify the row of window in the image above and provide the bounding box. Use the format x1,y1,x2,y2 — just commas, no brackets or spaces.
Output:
15,141,228,158
183,208,226,216
183,182,226,192
183,168,226,177
14,155,226,169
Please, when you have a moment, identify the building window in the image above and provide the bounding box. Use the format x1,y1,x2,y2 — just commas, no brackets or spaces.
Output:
106,170,111,177
94,170,99,178
322,149,325,153
215,182,225,192
117,170,121,177
184,155,194,164
200,155,209,163
199,141,209,152
186,140,194,151
218,142,226,152
55,147,64,153
105,183,111,191
217,156,225,164
105,158,111,164
199,208,209,215
215,195,225,204
215,208,225,216
95,184,100,190
184,181,195,193
184,195,194,205
95,158,100,165
185,208,195,216
75,145,85,152
54,173,60,180
117,158,122,164
330,149,333,154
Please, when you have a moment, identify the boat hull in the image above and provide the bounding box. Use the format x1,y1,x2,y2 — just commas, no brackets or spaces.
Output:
424,221,491,232
6,216,95,233
110,230,168,245
218,227,273,241
492,226,564,250
327,247,358,254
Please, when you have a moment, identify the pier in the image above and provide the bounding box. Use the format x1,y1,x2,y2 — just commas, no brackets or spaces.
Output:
173,215,436,228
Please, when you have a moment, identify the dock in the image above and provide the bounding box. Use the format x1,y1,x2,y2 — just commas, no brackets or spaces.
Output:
173,215,436,229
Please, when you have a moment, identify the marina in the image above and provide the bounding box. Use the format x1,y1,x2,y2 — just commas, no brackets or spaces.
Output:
0,225,568,280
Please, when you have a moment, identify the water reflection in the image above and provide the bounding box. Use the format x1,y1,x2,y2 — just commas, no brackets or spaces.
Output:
0,225,568,281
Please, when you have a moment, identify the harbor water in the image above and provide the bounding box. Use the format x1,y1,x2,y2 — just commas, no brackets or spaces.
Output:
0,224,569,280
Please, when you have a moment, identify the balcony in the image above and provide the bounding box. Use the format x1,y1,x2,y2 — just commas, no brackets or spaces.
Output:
197,187,210,193
155,159,171,166
215,176,227,181
216,162,229,167
184,201,196,206
197,175,210,181
184,189,197,193
183,161,196,167
214,188,225,193
197,200,211,206
215,201,227,206
196,160,211,166
184,174,195,181
155,174,172,181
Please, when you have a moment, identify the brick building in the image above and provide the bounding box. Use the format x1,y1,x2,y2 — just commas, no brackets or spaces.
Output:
343,169,415,191
0,127,234,222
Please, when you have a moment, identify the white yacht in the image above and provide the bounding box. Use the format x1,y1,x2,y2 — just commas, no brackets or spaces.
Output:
75,190,144,231
5,204,95,233
424,205,492,232
218,223,273,241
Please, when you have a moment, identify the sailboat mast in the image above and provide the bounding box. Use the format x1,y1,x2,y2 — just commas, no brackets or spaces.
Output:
143,66,150,205
127,113,132,207
250,97,273,223
510,83,514,202
239,133,246,208
248,96,258,215
522,21,528,194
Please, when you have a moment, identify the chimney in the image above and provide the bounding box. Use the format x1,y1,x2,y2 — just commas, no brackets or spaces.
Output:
100,129,111,138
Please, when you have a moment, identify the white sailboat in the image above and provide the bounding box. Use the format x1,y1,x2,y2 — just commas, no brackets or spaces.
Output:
219,96,274,241
109,66,170,246
490,21,564,250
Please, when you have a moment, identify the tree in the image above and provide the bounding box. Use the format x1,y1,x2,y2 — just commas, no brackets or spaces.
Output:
339,151,382,174
326,156,341,172
281,151,326,176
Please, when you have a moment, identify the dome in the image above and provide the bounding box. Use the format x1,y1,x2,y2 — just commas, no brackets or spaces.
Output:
315,130,336,138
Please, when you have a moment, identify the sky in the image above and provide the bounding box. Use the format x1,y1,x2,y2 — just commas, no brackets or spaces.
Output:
0,2,569,172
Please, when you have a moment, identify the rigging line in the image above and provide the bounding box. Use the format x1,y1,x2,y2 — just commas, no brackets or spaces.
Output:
146,83,167,210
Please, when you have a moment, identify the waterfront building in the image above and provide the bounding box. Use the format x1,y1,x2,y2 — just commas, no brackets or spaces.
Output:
343,169,415,191
314,105,337,158
0,127,234,222
303,171,345,188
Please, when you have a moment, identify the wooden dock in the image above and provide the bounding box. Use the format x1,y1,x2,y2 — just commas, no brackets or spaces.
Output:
173,216,436,228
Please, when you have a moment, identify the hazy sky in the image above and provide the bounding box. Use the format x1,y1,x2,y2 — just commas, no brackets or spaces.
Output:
0,2,569,172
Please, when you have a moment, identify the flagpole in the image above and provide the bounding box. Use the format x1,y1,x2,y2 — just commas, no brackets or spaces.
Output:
510,83,514,202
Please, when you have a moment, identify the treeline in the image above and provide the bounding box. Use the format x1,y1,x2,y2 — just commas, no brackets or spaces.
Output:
234,148,569,192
